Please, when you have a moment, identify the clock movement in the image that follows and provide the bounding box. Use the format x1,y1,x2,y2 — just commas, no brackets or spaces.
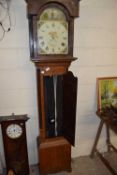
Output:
0,114,29,175
25,0,80,174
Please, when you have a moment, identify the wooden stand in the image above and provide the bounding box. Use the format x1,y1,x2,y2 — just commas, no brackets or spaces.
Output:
37,137,71,175
90,110,117,175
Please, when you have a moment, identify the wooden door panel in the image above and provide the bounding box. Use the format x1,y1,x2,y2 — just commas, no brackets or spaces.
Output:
62,71,78,146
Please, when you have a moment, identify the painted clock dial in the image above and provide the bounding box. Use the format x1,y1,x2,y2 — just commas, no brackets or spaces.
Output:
6,124,23,139
37,7,68,54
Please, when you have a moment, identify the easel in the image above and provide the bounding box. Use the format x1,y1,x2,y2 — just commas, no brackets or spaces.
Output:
90,110,117,175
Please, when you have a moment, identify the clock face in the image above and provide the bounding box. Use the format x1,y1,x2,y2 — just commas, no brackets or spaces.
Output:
6,124,23,139
37,7,68,55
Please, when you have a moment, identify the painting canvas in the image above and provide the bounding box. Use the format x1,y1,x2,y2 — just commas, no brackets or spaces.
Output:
97,77,117,111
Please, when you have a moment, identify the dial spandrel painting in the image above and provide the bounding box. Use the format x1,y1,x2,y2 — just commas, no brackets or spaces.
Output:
37,7,68,55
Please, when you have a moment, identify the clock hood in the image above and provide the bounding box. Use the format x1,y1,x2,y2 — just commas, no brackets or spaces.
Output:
26,0,80,17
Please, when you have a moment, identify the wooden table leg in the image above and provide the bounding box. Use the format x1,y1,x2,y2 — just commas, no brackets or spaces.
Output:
96,149,117,175
106,124,111,152
90,120,104,158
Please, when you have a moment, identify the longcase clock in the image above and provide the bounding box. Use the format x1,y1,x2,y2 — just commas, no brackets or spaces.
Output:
25,0,80,174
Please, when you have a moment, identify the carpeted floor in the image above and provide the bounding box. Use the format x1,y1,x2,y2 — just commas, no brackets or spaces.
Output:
30,152,117,175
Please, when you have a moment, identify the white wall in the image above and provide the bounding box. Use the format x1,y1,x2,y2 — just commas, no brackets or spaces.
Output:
0,0,117,166
71,0,117,157
0,0,39,166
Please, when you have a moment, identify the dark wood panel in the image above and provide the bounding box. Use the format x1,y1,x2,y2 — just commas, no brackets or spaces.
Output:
56,75,63,136
44,76,56,137
26,0,80,17
62,71,78,146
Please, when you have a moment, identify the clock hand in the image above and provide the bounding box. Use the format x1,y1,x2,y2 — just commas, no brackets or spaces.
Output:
49,32,58,40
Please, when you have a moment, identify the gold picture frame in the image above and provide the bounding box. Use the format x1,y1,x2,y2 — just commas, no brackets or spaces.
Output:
97,77,117,112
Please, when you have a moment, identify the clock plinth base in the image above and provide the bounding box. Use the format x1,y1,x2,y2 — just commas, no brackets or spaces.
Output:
37,137,71,175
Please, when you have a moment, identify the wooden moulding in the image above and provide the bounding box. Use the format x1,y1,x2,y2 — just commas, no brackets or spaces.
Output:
34,57,77,75
25,0,80,17
35,64,69,76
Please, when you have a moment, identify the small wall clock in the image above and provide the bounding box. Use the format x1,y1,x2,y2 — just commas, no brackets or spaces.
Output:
0,114,29,175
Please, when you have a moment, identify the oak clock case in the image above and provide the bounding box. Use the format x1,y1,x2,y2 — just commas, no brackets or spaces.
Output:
0,114,29,175
26,0,80,174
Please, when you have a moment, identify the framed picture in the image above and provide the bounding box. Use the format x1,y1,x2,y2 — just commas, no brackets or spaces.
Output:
97,77,117,111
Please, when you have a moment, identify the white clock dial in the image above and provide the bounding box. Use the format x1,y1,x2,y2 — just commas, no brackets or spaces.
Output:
37,7,68,55
37,21,68,54
6,124,23,139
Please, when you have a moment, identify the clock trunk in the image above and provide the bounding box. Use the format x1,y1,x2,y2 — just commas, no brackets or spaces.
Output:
36,69,77,174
